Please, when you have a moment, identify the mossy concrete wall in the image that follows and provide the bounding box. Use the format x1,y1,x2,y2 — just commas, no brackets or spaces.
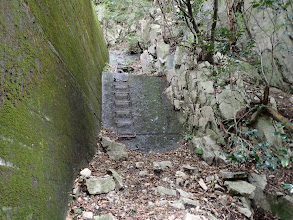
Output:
0,0,108,219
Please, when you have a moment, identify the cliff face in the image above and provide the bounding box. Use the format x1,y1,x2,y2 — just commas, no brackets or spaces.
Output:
0,0,108,219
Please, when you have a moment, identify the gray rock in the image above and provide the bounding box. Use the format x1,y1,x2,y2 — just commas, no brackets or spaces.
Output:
175,171,188,180
139,170,148,176
82,211,93,219
169,200,185,209
153,161,173,169
237,206,252,218
224,180,256,199
140,50,153,73
85,176,115,195
158,200,168,206
220,171,248,180
180,197,200,207
191,136,221,165
96,213,117,220
156,41,170,60
197,81,214,94
135,162,145,169
80,168,92,178
181,165,198,174
101,136,128,161
154,186,177,196
290,95,293,104
183,213,207,220
108,169,123,190
72,186,81,197
174,99,180,110
177,189,194,198
217,90,245,119
248,173,267,190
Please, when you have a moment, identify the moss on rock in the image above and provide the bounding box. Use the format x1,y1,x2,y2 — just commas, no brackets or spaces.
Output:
0,0,108,219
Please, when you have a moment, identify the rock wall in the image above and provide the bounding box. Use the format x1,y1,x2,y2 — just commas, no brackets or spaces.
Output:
0,0,108,219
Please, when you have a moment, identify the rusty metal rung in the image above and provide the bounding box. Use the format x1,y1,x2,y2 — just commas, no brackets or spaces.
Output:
117,133,136,140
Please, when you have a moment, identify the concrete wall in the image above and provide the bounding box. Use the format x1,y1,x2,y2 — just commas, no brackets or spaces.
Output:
0,0,108,219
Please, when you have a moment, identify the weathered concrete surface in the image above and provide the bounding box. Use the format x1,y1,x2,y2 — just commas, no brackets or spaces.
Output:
102,72,186,153
0,0,108,219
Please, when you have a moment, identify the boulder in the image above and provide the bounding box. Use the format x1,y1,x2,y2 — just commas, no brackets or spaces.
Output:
85,176,116,195
101,136,128,161
224,180,256,199
140,50,153,73
156,41,170,60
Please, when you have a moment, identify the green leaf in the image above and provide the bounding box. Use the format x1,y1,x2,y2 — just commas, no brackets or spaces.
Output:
282,184,293,190
281,158,290,167
284,2,291,9
195,147,204,155
253,3,260,8
279,149,288,155
290,156,293,162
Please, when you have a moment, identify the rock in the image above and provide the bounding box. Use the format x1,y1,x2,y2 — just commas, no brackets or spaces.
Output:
181,165,198,174
135,162,145,169
191,136,222,165
217,90,246,119
80,168,92,178
101,136,128,161
156,41,170,60
177,189,194,198
248,173,267,190
197,81,214,94
139,170,148,176
290,95,293,104
174,99,180,110
198,178,208,191
108,169,123,190
183,213,207,220
198,61,211,69
96,213,117,220
220,171,248,180
158,200,168,206
82,211,93,219
140,50,153,73
237,206,252,218
72,186,81,197
153,161,173,169
224,180,256,199
175,171,188,180
154,186,177,196
180,197,200,207
169,200,185,209
85,176,115,195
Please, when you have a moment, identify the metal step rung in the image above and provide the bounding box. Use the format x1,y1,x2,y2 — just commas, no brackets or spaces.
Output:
117,133,136,140
113,84,129,90
114,93,130,100
114,100,131,108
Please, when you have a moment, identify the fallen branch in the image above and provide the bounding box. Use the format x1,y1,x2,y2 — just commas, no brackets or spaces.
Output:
265,107,293,132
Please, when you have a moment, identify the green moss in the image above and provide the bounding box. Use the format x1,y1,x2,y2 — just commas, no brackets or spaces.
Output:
0,0,108,219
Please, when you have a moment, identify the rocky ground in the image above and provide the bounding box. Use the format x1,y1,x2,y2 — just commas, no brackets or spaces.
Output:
65,127,290,220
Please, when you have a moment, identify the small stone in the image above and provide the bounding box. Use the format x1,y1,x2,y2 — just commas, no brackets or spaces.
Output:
206,175,215,183
237,206,252,218
139,170,148,176
175,171,188,180
198,178,208,191
82,211,93,219
170,200,185,209
183,213,207,220
220,171,248,180
85,176,115,195
135,162,144,169
181,165,198,174
148,201,155,207
158,200,168,206
153,161,173,169
72,186,80,197
80,168,91,178
180,197,200,207
96,213,117,220
101,136,128,161
108,169,123,190
177,189,194,198
155,186,177,196
224,180,256,199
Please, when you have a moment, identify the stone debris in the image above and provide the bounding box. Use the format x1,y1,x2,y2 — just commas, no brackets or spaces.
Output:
176,189,194,198
183,213,207,220
80,168,92,178
108,169,123,190
154,186,177,196
220,171,248,180
101,136,128,161
85,176,116,195
198,178,208,191
153,161,173,169
224,180,256,199
96,213,117,220
181,165,198,174
180,197,200,207
169,200,185,209
82,211,93,219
